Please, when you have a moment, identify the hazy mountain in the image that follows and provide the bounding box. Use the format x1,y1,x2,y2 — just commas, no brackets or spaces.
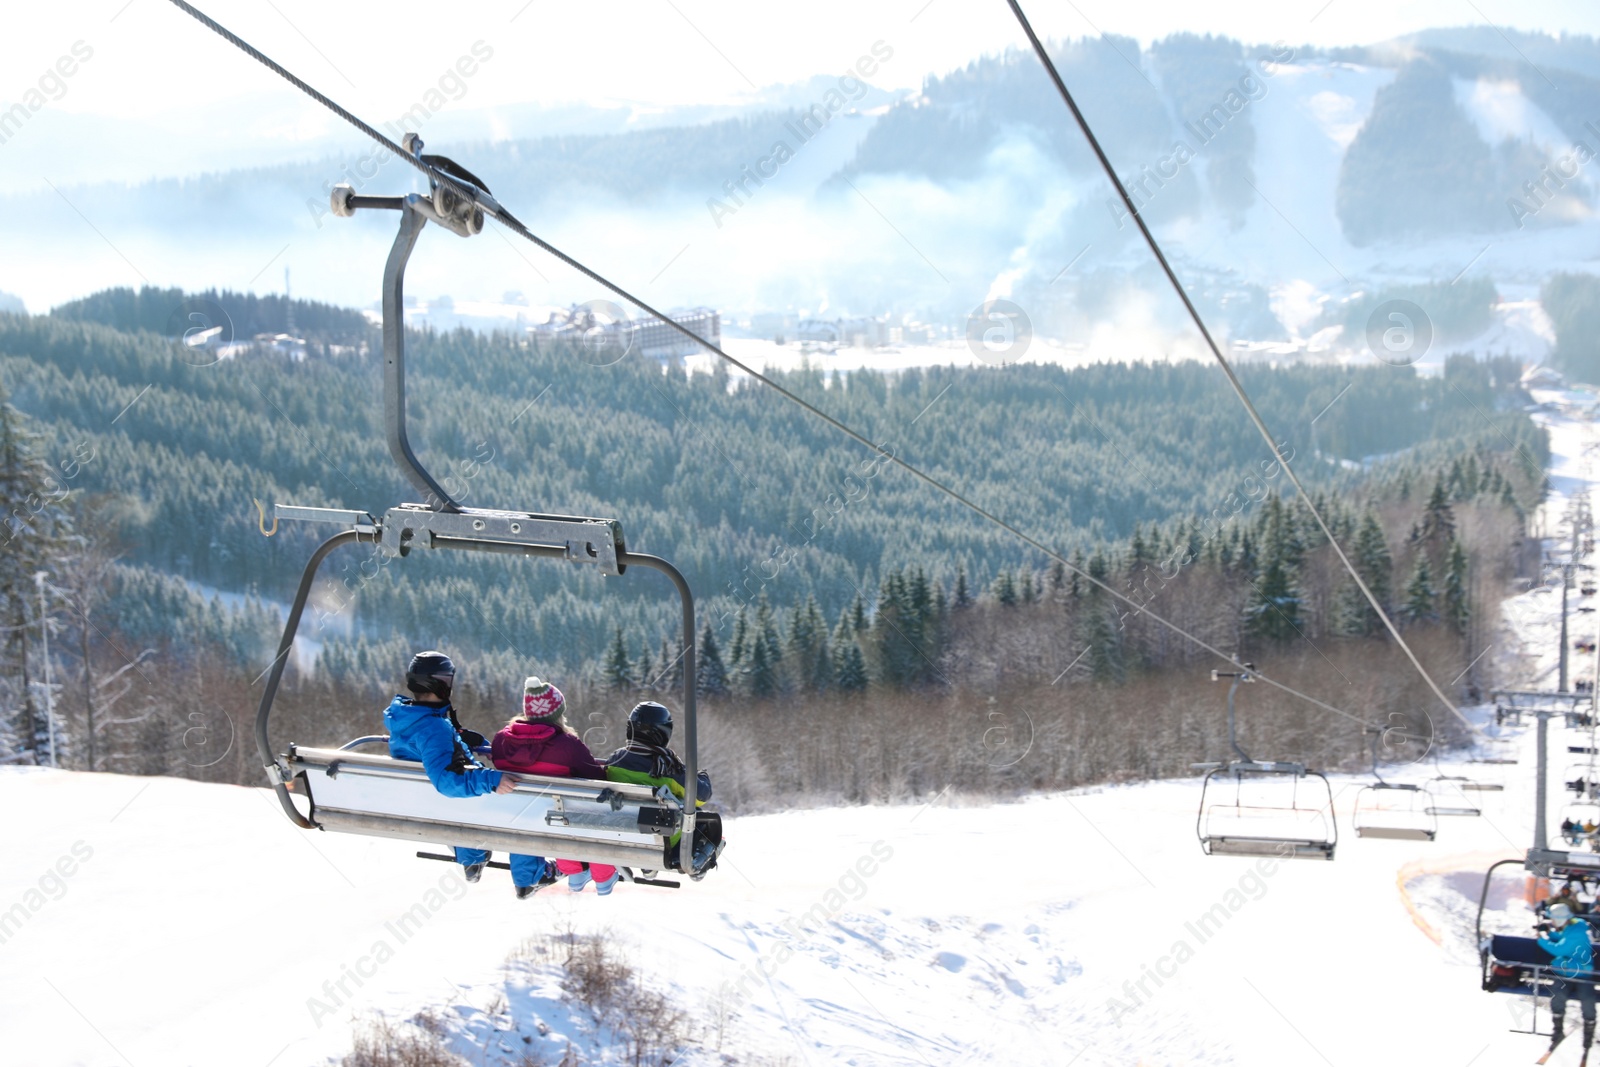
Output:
4,29,1598,361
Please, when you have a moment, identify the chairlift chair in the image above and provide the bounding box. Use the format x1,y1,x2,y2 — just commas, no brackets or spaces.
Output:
1426,774,1483,818
1476,858,1561,1023
1193,665,1337,860
253,146,718,884
1426,749,1493,815
1353,730,1438,841
1558,802,1600,850
1566,764,1600,800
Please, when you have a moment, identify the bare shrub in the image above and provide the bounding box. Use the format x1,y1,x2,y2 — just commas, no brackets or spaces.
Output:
341,1010,468,1067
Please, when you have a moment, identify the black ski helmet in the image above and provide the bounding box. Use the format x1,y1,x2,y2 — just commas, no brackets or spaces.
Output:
406,650,456,699
626,701,673,747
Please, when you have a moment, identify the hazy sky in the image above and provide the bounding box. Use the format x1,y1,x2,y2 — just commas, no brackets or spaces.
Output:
2,0,1597,192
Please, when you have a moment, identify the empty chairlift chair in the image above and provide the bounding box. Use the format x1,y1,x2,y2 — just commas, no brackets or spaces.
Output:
1353,730,1438,842
1193,664,1337,861
1427,751,1483,818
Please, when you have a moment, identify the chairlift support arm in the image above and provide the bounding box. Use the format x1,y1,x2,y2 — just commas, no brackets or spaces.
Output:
257,150,702,877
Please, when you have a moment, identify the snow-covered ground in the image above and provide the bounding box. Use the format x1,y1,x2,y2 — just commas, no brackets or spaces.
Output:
0,712,1573,1067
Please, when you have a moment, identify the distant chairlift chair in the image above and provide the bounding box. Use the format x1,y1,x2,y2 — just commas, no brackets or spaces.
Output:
1194,664,1337,861
1353,729,1439,841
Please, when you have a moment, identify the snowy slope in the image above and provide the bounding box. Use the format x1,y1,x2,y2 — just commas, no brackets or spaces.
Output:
0,711,1573,1066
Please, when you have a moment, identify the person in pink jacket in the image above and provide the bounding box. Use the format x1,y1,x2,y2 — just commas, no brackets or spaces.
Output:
490,677,621,895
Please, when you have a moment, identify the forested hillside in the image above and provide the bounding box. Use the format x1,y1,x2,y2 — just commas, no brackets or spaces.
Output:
0,292,1548,801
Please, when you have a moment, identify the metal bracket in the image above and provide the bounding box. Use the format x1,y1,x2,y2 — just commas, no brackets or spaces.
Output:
378,504,627,575
275,505,379,532
546,795,569,827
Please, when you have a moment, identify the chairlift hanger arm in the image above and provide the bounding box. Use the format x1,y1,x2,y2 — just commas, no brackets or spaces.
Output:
253,529,374,829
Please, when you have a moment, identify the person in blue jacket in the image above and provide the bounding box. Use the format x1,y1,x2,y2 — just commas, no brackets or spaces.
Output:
384,650,555,897
1539,901,1597,1052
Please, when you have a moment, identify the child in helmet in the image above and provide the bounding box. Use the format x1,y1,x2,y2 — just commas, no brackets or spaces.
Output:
490,677,617,897
383,650,523,884
1539,901,1597,1052
605,700,723,878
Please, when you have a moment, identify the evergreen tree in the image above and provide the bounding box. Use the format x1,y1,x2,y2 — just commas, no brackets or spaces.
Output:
1129,523,1149,566
954,564,972,608
728,607,749,668
832,612,869,691
698,623,728,695
1403,556,1436,624
1247,557,1303,641
635,645,654,690
1337,511,1393,636
1443,536,1469,635
993,569,1017,606
659,636,683,692
850,594,868,633
787,595,830,691
1245,497,1303,641
0,393,72,761
1418,477,1456,547
745,626,779,697
743,593,782,696
602,626,632,690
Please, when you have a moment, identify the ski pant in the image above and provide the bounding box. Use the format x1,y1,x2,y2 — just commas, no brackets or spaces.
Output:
555,858,617,883
1552,975,1598,1023
453,846,490,869
508,853,552,888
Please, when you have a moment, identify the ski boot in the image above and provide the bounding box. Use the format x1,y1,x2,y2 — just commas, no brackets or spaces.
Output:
514,882,542,900
538,861,561,888
690,837,725,881
462,862,485,883
1585,1016,1595,1049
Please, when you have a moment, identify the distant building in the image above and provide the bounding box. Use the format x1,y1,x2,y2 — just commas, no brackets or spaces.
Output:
528,305,720,362
795,315,893,348
634,308,720,360
213,332,306,360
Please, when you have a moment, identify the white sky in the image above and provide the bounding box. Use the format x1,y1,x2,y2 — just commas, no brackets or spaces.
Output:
1,1,1596,185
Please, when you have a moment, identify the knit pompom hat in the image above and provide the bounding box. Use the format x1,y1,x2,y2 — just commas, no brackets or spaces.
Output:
521,676,566,723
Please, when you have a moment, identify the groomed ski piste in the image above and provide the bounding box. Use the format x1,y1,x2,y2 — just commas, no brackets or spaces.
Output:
0,390,1593,1067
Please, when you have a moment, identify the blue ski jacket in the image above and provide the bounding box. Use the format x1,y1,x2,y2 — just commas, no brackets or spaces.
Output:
1539,918,1595,979
384,695,503,799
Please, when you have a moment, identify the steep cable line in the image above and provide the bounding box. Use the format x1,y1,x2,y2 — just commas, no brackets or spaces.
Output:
164,0,1390,731
1002,0,1478,737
